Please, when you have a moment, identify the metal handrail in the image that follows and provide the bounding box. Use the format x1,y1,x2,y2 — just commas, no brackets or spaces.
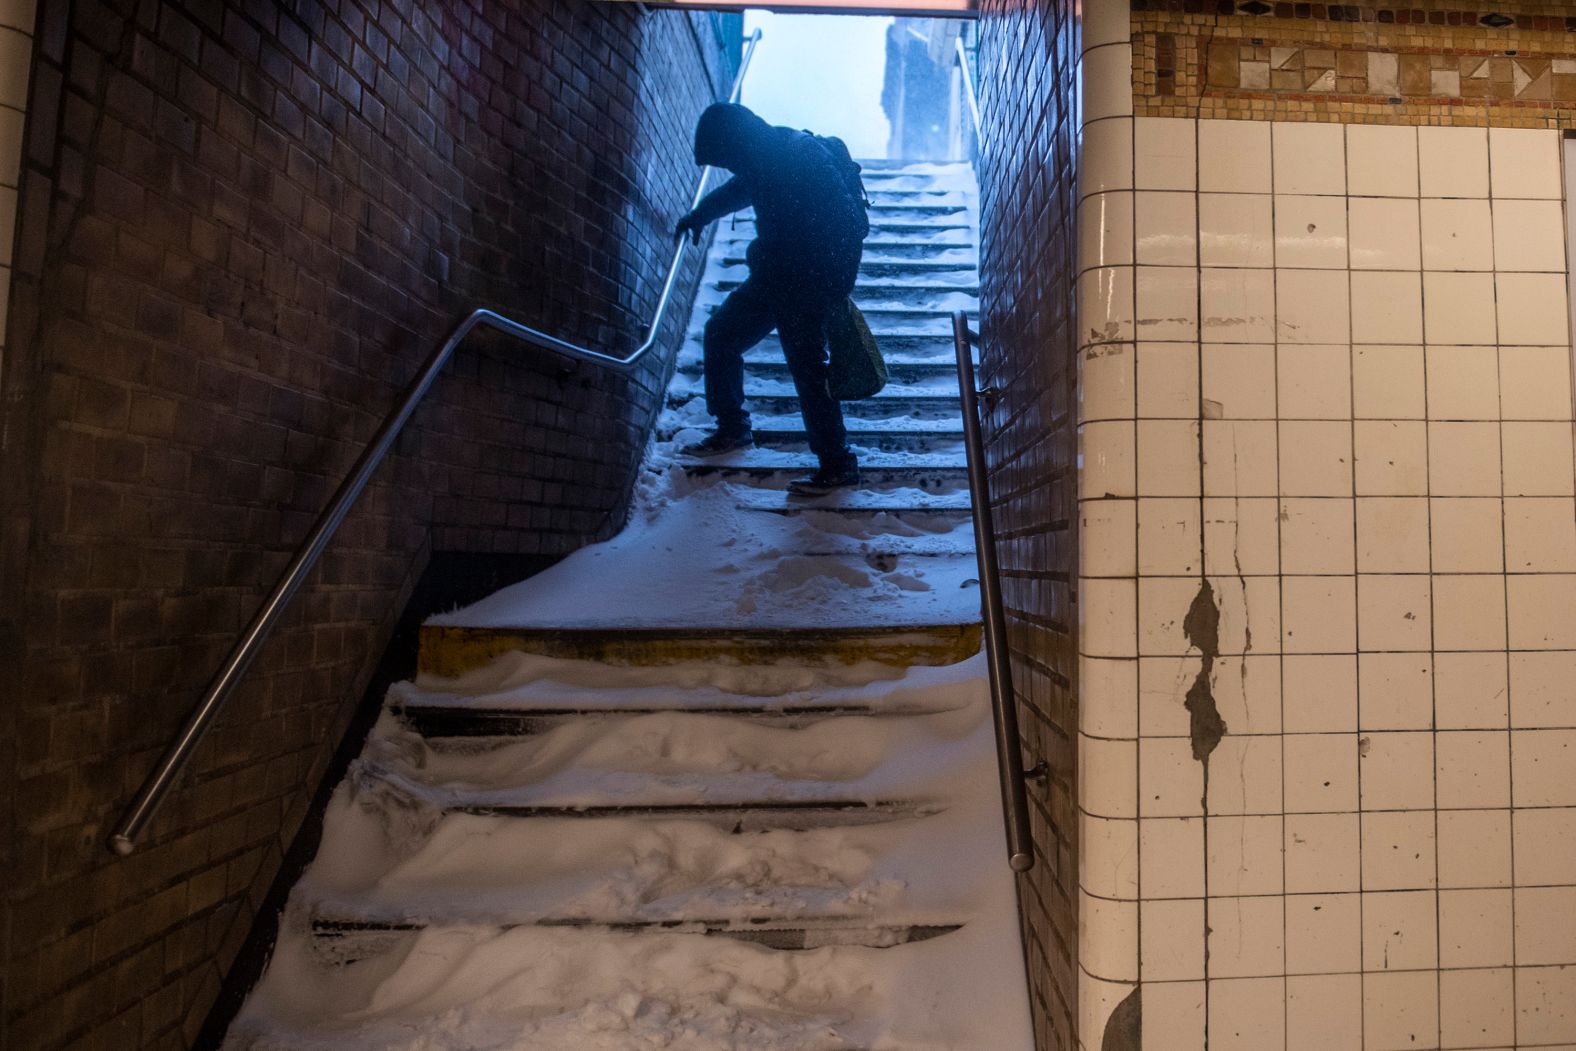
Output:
107,29,763,857
954,35,981,144
952,311,1035,873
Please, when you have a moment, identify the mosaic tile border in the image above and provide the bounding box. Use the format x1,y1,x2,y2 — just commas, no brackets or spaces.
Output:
1132,11,1576,126
1133,0,1576,32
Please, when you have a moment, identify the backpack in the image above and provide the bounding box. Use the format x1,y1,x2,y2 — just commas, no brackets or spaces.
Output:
813,134,871,244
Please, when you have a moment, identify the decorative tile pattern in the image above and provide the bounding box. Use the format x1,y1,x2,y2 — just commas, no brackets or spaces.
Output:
1133,1,1576,125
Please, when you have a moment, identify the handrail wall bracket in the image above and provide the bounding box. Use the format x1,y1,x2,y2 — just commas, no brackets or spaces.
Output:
106,30,764,857
952,310,1037,874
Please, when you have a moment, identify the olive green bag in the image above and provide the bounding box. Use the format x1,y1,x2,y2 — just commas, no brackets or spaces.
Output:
826,298,887,401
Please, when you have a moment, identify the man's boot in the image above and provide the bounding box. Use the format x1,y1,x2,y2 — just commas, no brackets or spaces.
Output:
681,424,754,457
787,453,860,497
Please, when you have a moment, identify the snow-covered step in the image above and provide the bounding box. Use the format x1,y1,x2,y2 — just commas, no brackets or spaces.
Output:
715,257,979,279
751,431,963,457
681,460,966,489
681,334,964,360
309,918,962,959
711,277,979,298
417,622,983,676
397,699,964,738
702,304,975,327
732,486,974,517
714,220,972,242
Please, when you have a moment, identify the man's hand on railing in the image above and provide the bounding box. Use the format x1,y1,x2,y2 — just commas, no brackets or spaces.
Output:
674,211,704,245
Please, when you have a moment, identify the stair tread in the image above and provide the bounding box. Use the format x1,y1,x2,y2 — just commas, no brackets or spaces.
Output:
732,488,974,514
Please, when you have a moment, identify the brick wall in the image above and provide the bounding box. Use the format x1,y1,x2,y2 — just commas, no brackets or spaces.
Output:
976,1,1081,1047
0,2,734,1047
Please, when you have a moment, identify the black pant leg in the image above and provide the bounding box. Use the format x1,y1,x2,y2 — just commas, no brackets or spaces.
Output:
775,290,853,468
702,278,776,432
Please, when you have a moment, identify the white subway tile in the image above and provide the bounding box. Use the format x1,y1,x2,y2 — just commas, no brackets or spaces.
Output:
1080,891,1138,980
1436,730,1511,809
1279,420,1353,497
1499,345,1574,421
1419,198,1493,270
1273,121,1346,196
1209,977,1286,1051
1209,895,1285,978
1352,345,1426,420
1278,343,1350,419
1428,421,1502,496
1440,888,1515,967
1134,265,1198,341
1137,575,1200,656
1080,45,1134,123
1202,420,1278,497
1136,418,1200,497
1081,732,1139,817
1351,270,1423,344
1435,652,1509,730
1514,962,1576,1044
1201,343,1275,419
1134,341,1198,419
1139,897,1205,980
1082,576,1139,662
1491,198,1566,272
0,28,31,111
1425,344,1500,418
1355,496,1431,573
1347,124,1418,198
1199,119,1272,194
1349,197,1421,270
1496,272,1570,345
1509,651,1576,728
1286,812,1361,893
1199,193,1273,267
1080,420,1136,499
1358,652,1433,730
1277,268,1351,343
1286,895,1361,974
1082,498,1137,577
1137,497,1200,576
1082,117,1134,195
1511,728,1576,806
1433,573,1509,652
1284,732,1359,813
1138,654,1197,737
1284,654,1358,732
1080,342,1136,423
1280,498,1355,574
1139,816,1204,898
1512,807,1576,885
1274,194,1349,269
1201,496,1281,576
1362,889,1438,971
1081,655,1139,739
1439,968,1515,1049
1287,975,1362,1051
1422,272,1498,346
1081,0,1130,51
1418,125,1489,198
1138,736,1204,817
1134,117,1195,191
1200,267,1275,343
1430,496,1505,572
1359,730,1435,810
1360,810,1437,890
1281,575,1356,654
1133,190,1195,266
1513,886,1576,965
1488,127,1562,199
1438,809,1512,888
1501,421,1576,496
1207,814,1285,896
1079,265,1136,345
1355,420,1430,495
1079,191,1134,270
1140,981,1205,1051
1205,735,1283,815
1081,812,1139,899
1362,971,1438,1049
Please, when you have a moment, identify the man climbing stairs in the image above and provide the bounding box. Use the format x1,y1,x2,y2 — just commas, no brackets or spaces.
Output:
220,160,1032,1050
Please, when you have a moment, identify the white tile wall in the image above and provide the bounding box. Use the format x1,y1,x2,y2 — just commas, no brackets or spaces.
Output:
1076,52,1576,1044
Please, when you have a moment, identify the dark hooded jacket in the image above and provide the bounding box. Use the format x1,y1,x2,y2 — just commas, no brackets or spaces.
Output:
688,104,867,292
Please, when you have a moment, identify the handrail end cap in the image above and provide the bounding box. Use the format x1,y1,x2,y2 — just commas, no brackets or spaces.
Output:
1009,852,1034,873
108,833,136,857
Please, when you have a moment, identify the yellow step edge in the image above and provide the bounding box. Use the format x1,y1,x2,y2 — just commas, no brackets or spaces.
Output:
417,623,984,677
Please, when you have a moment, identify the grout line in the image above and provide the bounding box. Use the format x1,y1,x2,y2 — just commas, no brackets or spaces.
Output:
1345,121,1369,1051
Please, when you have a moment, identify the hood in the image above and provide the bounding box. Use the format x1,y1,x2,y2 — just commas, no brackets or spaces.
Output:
692,103,773,171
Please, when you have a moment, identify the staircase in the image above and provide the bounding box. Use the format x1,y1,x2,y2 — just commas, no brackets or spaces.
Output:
222,161,1031,1050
